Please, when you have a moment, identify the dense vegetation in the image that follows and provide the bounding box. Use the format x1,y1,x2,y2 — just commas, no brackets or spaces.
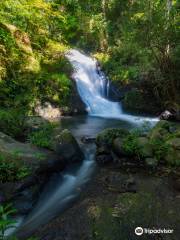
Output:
0,1,179,239
0,0,74,139
59,0,179,112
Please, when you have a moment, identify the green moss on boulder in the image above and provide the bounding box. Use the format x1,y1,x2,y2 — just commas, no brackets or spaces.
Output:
96,128,129,147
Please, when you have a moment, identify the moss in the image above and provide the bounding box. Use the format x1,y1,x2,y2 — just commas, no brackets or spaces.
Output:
148,120,180,166
28,122,55,148
121,132,143,157
96,128,129,147
91,192,180,240
0,153,31,182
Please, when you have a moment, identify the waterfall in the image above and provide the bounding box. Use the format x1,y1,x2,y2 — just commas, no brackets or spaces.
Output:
66,49,158,124
66,50,121,118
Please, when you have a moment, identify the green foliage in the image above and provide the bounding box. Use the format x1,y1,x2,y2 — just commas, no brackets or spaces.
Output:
0,204,16,239
0,154,30,183
0,109,27,139
122,131,142,157
150,138,170,161
82,0,179,109
96,128,129,147
28,123,54,148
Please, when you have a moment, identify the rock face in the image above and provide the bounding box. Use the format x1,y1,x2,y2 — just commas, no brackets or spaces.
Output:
52,129,84,164
0,129,84,214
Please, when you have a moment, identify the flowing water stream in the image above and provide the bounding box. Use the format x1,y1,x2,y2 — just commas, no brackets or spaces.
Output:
66,49,158,124
13,50,158,238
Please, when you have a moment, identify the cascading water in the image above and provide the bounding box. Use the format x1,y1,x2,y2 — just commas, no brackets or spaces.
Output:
66,50,158,124
66,50,121,117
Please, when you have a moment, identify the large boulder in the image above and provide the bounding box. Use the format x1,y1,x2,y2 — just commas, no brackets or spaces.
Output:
148,120,170,140
136,137,153,158
35,102,62,121
96,128,129,147
52,129,84,164
0,131,61,173
96,128,129,165
112,138,132,157
0,131,66,214
159,110,180,122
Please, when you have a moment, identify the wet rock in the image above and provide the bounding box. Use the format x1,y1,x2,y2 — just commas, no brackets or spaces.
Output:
159,110,180,122
13,186,39,214
96,128,129,147
81,136,95,144
52,129,84,164
145,157,158,169
104,175,136,193
96,146,113,164
159,110,174,120
96,154,113,165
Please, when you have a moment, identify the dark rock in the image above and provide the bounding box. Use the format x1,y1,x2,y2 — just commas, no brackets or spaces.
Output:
173,178,180,192
159,110,180,122
145,158,158,169
52,129,84,164
96,145,113,165
112,138,132,157
81,136,95,144
174,111,180,121
159,110,174,120
13,186,39,214
96,153,113,165
67,80,87,115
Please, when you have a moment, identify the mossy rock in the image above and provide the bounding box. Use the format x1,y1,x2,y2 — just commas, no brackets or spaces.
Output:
52,129,84,164
148,120,180,141
165,138,180,166
148,120,180,166
96,128,129,147
148,120,170,140
136,137,153,158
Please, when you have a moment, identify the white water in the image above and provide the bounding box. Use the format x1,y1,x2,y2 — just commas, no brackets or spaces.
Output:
66,49,159,125
15,145,96,237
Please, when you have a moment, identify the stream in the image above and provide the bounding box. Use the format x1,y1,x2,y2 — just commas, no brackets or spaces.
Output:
14,50,158,238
